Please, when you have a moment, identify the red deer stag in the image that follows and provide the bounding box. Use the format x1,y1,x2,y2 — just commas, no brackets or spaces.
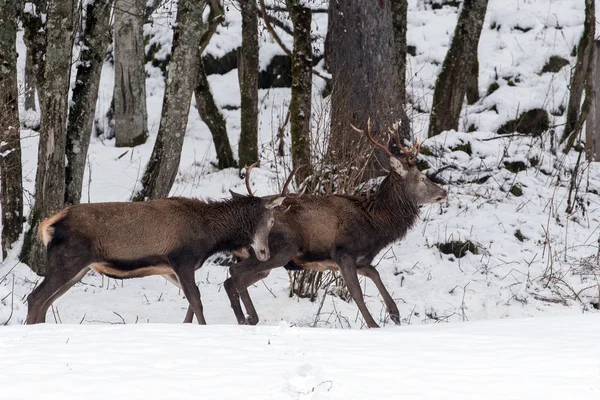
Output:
222,120,447,328
26,193,285,325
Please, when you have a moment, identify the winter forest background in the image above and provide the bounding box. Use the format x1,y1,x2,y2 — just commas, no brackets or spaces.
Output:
1,0,600,330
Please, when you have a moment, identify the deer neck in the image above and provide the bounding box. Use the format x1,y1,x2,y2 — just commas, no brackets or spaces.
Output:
367,172,420,241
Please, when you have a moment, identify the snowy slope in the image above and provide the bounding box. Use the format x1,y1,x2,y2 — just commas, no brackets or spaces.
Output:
1,314,599,399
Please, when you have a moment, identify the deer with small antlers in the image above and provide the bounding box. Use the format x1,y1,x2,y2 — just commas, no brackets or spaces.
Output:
218,119,447,328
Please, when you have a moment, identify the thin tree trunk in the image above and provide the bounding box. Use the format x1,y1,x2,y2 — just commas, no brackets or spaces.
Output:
195,57,236,169
0,0,23,259
390,0,408,102
585,41,600,161
238,0,259,168
428,0,488,138
21,0,75,274
65,0,113,206
24,51,37,112
328,0,410,180
466,57,479,105
114,0,148,147
21,0,45,98
287,0,312,183
561,0,595,143
134,0,207,201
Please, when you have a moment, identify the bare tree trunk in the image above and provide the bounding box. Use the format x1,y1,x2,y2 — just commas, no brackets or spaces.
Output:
328,0,410,180
195,57,236,169
0,0,23,259
24,51,37,112
113,0,148,147
561,0,595,143
287,0,312,183
390,0,408,102
238,0,259,168
586,41,600,161
134,0,207,201
466,57,479,105
427,0,488,138
65,0,112,206
21,0,75,274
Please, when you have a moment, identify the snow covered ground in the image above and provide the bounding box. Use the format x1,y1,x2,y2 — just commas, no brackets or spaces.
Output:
1,314,599,399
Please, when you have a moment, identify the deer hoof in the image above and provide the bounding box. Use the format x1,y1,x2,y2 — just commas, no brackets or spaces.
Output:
390,314,401,325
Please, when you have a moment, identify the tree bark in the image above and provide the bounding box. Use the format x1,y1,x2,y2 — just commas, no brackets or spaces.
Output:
134,0,207,201
0,0,23,259
287,0,312,183
195,57,236,170
427,0,488,138
562,0,595,143
465,57,479,105
586,41,600,161
65,0,112,206
113,0,148,147
328,0,410,179
21,0,45,98
21,0,75,274
24,50,37,112
238,0,259,168
390,0,408,102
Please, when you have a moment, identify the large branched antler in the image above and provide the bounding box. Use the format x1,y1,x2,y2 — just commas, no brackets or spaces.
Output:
350,117,393,157
389,121,420,165
281,165,306,196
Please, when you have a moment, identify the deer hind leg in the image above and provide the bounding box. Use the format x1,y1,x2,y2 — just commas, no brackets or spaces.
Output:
357,265,400,325
27,257,90,325
333,252,379,328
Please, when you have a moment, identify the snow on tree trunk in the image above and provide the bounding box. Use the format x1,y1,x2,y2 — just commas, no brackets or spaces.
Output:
328,0,410,180
287,0,312,184
195,57,236,170
238,0,259,169
562,0,595,143
65,0,112,206
427,0,488,138
0,0,24,259
113,0,148,147
390,0,408,102
134,0,208,201
21,0,75,274
586,41,600,161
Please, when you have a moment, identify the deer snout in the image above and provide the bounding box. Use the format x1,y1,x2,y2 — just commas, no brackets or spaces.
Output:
255,247,269,261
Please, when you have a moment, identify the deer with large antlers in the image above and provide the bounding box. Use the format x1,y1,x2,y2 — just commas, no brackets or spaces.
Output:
220,119,447,328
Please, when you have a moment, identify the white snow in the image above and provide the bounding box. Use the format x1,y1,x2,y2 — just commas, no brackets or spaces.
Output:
1,315,599,399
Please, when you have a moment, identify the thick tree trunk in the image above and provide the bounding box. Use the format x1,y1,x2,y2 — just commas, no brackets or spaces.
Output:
113,0,148,147
195,57,236,169
134,0,207,201
427,0,488,138
238,0,259,168
586,41,600,161
466,57,479,105
390,0,408,102
22,0,45,97
65,0,112,206
287,0,312,183
328,0,410,179
562,0,595,143
21,0,75,274
0,0,23,259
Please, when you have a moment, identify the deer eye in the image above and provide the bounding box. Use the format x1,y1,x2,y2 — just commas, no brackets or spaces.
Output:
420,177,425,182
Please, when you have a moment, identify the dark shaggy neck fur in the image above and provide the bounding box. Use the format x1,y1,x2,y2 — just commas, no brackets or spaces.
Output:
174,196,265,253
365,171,420,245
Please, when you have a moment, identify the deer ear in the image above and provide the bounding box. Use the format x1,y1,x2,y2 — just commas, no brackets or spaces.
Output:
265,196,285,209
389,157,407,177
230,190,245,199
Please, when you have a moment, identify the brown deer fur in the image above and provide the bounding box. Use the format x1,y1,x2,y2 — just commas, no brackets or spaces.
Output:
26,195,284,325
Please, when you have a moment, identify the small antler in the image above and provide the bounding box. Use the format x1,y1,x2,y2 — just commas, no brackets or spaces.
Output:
282,165,305,196
244,162,258,196
350,117,393,158
397,138,421,165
